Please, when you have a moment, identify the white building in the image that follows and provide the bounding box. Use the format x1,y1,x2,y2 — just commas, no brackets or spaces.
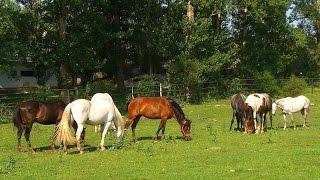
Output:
0,65,58,88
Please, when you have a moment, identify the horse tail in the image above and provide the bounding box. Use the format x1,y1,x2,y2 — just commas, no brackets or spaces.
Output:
166,97,186,121
113,104,125,138
13,105,23,129
53,103,76,146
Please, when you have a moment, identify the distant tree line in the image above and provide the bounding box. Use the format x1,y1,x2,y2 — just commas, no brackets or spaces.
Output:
0,0,319,94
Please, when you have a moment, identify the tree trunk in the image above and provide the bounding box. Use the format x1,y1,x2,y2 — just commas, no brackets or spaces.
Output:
242,5,248,48
58,0,72,88
112,0,125,90
186,0,195,44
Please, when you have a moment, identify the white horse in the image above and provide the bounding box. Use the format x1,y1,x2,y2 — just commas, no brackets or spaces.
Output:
53,93,125,154
272,95,310,130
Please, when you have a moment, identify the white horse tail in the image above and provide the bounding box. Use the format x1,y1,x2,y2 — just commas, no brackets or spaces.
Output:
113,104,125,138
53,103,76,146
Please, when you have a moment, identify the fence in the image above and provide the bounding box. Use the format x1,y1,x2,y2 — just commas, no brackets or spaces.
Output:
1,77,320,123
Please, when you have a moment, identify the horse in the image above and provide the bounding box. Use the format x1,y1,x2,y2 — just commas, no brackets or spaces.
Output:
272,95,310,130
125,96,191,142
13,100,85,153
243,93,269,134
262,93,273,128
229,93,246,131
53,93,125,154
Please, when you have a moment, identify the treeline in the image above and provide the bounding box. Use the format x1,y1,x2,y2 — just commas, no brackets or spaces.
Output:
0,0,319,94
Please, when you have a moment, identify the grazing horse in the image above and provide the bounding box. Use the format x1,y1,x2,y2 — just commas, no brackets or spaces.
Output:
13,100,85,153
262,93,273,128
125,97,191,141
229,93,246,131
243,93,268,134
272,95,310,130
53,93,125,154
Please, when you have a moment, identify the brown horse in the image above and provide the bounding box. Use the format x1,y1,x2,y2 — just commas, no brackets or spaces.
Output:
230,93,246,131
13,100,85,153
125,97,191,141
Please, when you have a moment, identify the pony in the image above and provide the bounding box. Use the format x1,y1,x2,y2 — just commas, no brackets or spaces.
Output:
262,93,273,128
272,95,310,130
243,93,269,134
13,100,85,153
53,93,125,154
125,97,191,141
229,93,246,131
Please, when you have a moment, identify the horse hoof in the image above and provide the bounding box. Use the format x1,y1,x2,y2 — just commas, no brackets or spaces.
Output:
79,151,84,155
100,147,106,151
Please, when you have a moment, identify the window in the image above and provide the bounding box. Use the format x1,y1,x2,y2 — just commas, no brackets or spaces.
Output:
20,71,34,77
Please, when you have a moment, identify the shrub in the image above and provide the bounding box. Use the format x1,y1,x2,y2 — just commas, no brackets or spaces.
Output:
230,78,242,95
136,75,158,97
281,75,307,97
85,80,117,98
256,71,279,96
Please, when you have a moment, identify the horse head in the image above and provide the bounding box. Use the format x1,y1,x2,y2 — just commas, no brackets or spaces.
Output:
272,102,278,115
243,103,255,133
181,119,192,141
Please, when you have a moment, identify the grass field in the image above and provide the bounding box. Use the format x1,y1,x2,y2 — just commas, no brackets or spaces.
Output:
1,91,320,179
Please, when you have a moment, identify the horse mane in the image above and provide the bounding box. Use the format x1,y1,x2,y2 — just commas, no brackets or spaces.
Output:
165,97,186,121
234,93,246,113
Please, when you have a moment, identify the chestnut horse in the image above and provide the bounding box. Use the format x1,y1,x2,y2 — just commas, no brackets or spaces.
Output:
230,93,246,131
13,100,85,153
125,97,191,141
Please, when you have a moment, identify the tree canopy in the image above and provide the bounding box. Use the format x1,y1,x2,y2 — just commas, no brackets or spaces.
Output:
0,0,319,90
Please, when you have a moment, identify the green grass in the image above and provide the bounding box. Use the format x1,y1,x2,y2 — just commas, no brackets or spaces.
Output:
1,91,320,179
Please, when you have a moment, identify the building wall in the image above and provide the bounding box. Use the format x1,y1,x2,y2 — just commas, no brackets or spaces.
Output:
0,65,58,88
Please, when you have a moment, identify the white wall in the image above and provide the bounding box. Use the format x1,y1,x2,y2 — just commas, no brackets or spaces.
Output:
0,65,58,88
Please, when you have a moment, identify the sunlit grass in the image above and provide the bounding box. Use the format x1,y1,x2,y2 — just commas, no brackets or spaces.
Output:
1,90,320,179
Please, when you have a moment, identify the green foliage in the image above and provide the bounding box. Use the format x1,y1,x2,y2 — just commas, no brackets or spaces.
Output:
281,75,308,97
85,80,117,98
135,75,158,97
256,71,279,95
229,78,242,95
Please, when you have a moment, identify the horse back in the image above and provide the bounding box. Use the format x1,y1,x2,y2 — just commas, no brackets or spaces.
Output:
18,100,66,125
128,97,173,119
231,93,246,113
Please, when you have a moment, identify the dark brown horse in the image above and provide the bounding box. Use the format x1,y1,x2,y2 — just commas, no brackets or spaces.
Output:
125,97,191,141
230,93,246,131
13,100,85,153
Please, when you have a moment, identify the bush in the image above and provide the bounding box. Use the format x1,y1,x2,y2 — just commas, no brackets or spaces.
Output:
136,75,158,97
229,78,242,95
256,71,279,95
85,80,117,98
281,75,307,97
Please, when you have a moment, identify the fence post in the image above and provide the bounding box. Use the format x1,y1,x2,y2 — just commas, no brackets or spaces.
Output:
160,83,162,97
131,86,134,98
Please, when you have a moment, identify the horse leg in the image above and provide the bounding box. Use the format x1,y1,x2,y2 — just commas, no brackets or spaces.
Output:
270,113,273,129
229,111,235,131
75,124,84,154
100,121,112,151
17,126,24,152
301,109,307,127
283,114,287,130
131,116,141,142
156,119,167,140
24,125,35,154
290,113,296,130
